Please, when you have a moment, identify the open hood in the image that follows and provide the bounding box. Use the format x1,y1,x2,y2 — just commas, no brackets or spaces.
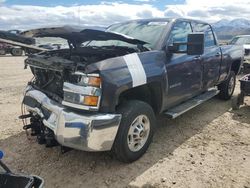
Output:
0,30,35,45
21,26,147,45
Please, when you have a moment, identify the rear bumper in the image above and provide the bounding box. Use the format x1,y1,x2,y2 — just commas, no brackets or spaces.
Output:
23,86,121,151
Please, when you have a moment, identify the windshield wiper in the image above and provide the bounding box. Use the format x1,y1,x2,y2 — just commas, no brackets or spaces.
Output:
137,44,151,51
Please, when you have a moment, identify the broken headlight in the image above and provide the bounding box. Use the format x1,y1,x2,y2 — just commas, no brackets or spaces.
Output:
62,72,102,111
74,72,101,88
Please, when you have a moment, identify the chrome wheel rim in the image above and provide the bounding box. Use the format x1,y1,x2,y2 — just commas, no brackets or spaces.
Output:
127,115,150,152
228,76,235,95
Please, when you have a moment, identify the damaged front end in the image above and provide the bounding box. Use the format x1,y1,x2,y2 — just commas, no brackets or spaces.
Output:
21,57,122,151
22,86,121,151
20,27,148,151
24,54,104,111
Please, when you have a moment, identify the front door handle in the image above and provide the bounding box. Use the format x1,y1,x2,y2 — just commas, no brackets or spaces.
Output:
216,52,221,57
194,55,201,60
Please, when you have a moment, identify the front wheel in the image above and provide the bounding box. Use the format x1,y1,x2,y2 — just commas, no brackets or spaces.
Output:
218,71,236,100
112,100,156,163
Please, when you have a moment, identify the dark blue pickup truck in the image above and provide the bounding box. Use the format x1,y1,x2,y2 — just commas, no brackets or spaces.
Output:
21,18,243,162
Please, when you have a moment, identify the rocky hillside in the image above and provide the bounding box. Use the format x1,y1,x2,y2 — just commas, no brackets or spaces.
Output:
212,18,250,41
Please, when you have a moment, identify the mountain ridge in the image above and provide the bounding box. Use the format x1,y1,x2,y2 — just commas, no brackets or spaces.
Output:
212,18,250,41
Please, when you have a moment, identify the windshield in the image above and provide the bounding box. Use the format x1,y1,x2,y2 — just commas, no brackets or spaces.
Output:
230,36,250,45
86,21,168,49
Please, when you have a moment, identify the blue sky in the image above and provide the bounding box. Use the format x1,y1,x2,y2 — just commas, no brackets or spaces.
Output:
4,0,185,9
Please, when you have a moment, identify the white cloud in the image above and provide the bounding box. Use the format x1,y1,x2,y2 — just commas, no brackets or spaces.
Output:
164,0,250,22
0,0,249,30
0,3,163,30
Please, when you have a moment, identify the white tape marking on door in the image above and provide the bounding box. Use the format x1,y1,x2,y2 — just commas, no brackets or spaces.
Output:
123,53,147,87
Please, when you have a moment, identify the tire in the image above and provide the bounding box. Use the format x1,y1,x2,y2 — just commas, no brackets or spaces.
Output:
218,71,236,100
11,48,23,56
0,49,6,55
112,100,156,163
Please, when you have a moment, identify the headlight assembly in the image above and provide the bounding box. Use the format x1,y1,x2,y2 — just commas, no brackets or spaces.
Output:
75,72,101,88
62,72,102,111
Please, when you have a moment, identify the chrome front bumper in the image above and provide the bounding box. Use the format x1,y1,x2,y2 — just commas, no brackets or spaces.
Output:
23,86,122,151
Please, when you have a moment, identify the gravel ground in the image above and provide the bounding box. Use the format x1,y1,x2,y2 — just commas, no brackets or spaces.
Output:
0,56,250,188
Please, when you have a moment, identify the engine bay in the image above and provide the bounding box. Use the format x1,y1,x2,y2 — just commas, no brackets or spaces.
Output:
25,45,146,102
41,45,142,65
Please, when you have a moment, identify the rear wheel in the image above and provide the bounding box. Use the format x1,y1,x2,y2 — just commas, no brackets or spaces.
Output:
11,48,23,56
218,71,236,100
112,100,156,163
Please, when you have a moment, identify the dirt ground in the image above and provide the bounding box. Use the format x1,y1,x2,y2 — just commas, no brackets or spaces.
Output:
0,56,250,188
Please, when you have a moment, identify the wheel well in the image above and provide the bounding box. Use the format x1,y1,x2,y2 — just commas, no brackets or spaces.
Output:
117,82,162,114
231,59,242,75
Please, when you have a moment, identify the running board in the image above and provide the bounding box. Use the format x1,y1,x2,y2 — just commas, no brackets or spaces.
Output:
164,88,219,119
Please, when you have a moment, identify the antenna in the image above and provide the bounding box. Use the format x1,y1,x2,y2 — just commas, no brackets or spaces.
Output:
78,5,81,25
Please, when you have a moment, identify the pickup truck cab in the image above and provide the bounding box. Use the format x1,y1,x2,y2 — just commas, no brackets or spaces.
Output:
21,18,244,162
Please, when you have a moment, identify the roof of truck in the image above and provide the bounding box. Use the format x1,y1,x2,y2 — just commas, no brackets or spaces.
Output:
112,18,210,25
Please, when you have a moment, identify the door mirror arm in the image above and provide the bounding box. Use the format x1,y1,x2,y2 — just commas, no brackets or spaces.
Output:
166,43,187,53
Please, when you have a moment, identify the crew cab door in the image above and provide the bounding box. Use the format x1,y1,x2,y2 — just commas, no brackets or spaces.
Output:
192,23,221,88
165,21,203,108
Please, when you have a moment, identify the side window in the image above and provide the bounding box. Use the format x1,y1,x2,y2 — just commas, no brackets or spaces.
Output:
192,23,216,47
168,21,192,51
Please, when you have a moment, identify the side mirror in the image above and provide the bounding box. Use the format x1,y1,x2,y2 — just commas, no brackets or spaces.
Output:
167,33,204,55
187,33,204,55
